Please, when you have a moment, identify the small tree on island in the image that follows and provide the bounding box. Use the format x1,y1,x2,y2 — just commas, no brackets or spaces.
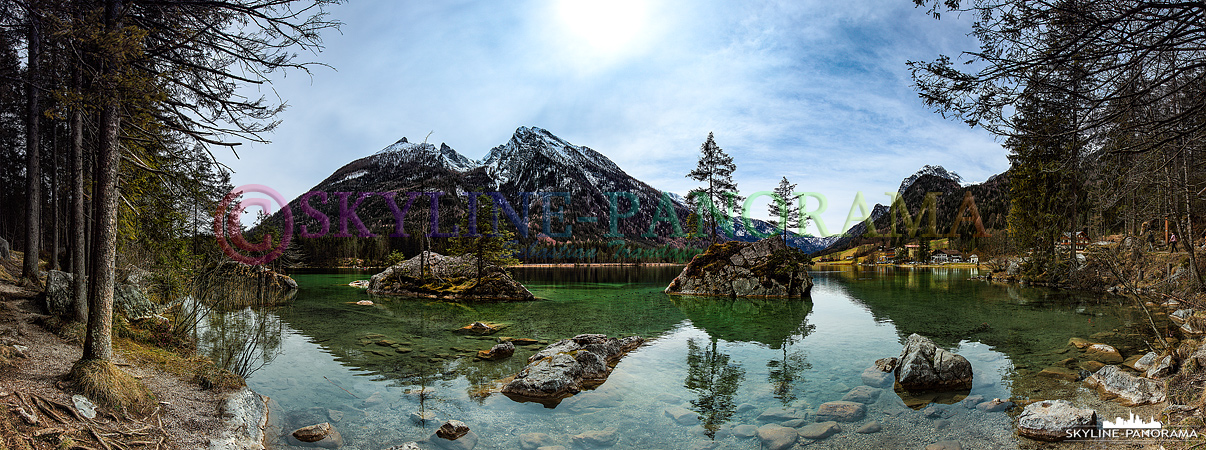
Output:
449,195,521,289
768,177,802,244
687,132,742,244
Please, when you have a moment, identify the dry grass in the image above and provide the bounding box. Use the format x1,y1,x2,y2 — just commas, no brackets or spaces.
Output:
115,337,245,392
68,358,155,413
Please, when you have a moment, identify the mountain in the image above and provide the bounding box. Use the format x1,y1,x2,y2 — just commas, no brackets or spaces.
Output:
897,165,963,194
271,126,832,254
815,167,1009,255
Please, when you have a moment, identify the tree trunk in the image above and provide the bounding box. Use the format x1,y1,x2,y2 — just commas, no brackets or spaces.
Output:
70,0,88,322
21,6,42,283
70,69,87,322
50,119,60,271
82,0,122,363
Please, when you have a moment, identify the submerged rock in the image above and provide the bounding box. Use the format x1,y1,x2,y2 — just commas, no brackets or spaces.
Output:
855,422,882,434
367,251,533,301
895,334,974,391
288,422,343,448
861,366,894,388
815,401,866,422
756,424,797,450
518,432,554,450
457,322,505,335
571,428,618,447
500,334,644,405
1017,400,1097,442
477,342,515,361
436,420,470,440
1084,365,1166,406
1084,344,1124,364
664,406,699,425
798,421,841,440
665,238,813,297
842,385,881,404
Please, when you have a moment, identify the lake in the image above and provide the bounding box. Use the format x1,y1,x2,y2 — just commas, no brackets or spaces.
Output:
200,265,1165,449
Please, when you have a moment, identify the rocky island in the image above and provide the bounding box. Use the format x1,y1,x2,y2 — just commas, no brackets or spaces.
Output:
665,237,813,297
500,334,645,406
367,251,534,301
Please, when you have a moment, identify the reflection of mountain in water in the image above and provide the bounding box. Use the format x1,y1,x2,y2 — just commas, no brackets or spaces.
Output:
670,297,815,349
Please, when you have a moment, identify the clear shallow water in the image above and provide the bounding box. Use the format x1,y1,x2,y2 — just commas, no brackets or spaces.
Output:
201,265,1164,450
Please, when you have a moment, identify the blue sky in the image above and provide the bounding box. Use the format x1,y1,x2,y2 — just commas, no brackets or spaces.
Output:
223,0,1007,235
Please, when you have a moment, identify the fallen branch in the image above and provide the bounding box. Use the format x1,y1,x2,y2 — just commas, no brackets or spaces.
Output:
324,376,358,399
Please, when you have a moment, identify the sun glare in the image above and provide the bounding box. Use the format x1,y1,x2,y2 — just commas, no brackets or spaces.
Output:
556,0,648,56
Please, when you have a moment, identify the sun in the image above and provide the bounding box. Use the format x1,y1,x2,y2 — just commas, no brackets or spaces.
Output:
555,0,649,56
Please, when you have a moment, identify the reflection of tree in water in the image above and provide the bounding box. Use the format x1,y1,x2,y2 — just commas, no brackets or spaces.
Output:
767,320,815,406
198,308,284,379
685,338,744,439
767,337,812,406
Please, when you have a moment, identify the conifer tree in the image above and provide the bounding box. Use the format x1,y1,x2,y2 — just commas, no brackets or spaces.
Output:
687,132,741,244
768,177,799,243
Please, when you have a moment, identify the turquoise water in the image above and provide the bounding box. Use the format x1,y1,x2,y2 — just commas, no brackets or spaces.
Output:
203,265,1165,449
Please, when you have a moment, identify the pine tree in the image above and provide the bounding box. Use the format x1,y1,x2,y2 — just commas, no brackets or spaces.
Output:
449,195,520,287
768,177,799,243
687,132,741,244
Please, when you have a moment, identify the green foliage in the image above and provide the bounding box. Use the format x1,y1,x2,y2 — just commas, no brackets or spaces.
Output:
769,177,801,240
688,132,742,243
448,195,521,274
385,250,407,266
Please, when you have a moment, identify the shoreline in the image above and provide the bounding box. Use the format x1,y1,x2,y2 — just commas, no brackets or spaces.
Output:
515,262,687,268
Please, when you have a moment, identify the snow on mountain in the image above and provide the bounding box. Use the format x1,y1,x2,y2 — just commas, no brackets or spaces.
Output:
372,137,478,172
898,165,963,194
481,126,625,188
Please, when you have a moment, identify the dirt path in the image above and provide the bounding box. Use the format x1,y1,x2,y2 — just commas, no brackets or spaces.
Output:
0,283,230,449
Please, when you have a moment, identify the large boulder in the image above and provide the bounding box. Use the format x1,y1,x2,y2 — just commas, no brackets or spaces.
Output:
207,387,270,450
501,334,644,405
43,270,75,317
665,238,812,297
0,236,9,260
368,252,533,301
1016,400,1097,442
1084,365,1166,406
47,271,160,322
895,334,974,391
115,284,161,321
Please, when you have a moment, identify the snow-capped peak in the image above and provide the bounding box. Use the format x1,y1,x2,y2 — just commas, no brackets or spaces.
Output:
897,165,963,194
373,138,477,172
481,126,625,185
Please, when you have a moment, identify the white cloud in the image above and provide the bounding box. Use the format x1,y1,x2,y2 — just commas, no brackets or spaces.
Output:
222,0,1009,231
